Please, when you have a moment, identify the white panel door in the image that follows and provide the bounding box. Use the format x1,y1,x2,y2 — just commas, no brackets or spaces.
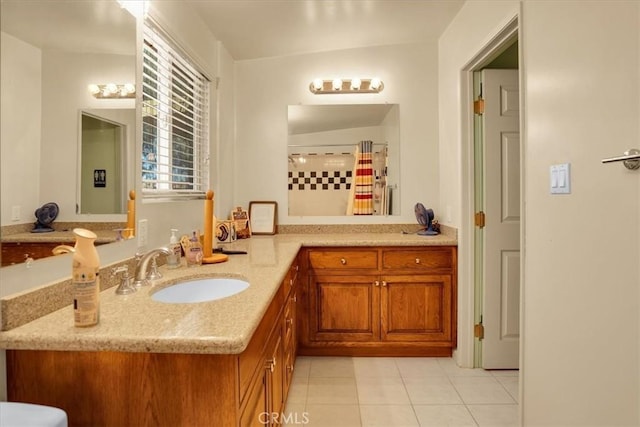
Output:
482,69,520,369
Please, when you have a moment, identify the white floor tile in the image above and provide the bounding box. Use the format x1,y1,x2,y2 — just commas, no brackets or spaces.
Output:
403,376,463,405
305,404,362,427
467,404,519,426
309,356,356,378
286,381,308,404
449,377,516,405
360,404,419,426
353,357,400,377
286,356,520,427
413,405,478,427
495,376,519,402
292,356,312,382
395,357,447,378
307,377,358,405
282,402,308,427
357,376,411,405
490,370,519,377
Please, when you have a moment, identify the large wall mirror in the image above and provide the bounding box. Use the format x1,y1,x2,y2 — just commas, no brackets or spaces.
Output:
0,0,136,265
288,104,400,216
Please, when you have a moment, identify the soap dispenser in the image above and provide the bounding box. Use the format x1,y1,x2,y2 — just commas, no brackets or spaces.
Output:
72,228,100,327
167,228,181,269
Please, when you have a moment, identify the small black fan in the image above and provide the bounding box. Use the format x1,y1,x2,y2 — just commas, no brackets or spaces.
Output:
32,202,59,233
415,202,439,236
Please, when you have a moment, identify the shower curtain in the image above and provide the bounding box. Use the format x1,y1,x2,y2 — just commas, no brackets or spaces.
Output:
350,140,374,215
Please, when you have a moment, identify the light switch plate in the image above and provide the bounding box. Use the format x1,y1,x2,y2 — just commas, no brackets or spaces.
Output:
11,205,21,221
550,163,571,194
138,219,148,249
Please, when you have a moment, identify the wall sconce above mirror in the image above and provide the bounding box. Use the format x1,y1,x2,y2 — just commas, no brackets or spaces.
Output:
309,78,384,94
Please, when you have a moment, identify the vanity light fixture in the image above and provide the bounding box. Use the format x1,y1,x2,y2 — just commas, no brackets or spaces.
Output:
309,77,384,94
88,83,136,99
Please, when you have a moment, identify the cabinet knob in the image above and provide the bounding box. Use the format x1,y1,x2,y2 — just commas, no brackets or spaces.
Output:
286,318,293,326
382,281,387,287
374,281,380,287
287,365,294,373
415,258,421,264
340,258,347,265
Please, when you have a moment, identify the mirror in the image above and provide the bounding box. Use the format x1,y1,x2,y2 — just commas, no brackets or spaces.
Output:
0,0,136,264
287,104,400,216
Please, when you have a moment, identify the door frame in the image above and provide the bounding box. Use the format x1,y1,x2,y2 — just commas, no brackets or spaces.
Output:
458,15,524,367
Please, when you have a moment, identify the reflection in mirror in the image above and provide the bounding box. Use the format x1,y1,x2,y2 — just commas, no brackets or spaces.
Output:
0,0,136,267
79,109,135,214
288,104,400,216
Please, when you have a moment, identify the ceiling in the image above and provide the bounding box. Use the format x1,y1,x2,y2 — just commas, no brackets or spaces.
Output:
1,1,465,61
188,0,465,60
0,0,136,55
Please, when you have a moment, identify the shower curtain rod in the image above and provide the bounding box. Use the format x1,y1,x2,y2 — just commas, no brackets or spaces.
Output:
288,142,387,148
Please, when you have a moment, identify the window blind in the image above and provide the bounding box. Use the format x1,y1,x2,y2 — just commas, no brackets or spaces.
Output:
142,21,210,197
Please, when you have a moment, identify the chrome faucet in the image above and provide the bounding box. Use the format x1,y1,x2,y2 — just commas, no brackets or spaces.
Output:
133,247,172,287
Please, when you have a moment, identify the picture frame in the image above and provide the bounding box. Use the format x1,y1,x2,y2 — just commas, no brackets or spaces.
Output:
249,201,277,235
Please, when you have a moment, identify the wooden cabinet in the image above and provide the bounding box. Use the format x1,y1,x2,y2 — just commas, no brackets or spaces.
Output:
239,256,300,427
1,241,108,266
7,257,301,427
299,246,457,357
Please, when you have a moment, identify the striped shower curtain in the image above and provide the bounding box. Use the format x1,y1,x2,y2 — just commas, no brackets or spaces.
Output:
352,140,374,215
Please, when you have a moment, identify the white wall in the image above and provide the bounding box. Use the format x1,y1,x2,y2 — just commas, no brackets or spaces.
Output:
0,33,42,226
234,41,439,225
440,1,640,425
521,1,639,424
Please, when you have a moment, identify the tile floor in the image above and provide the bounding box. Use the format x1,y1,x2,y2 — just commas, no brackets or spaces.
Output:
283,356,519,427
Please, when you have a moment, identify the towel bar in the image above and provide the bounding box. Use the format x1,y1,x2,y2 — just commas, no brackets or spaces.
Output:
601,148,640,170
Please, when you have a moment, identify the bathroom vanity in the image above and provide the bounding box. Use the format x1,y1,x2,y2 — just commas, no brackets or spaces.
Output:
0,232,456,426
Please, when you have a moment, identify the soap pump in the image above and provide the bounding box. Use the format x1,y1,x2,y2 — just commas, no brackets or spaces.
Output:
72,228,100,327
167,228,181,269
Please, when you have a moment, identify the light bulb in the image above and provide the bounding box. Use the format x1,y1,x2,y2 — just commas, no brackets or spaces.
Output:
88,84,100,95
312,79,323,91
369,78,382,90
124,83,136,94
350,78,361,90
105,83,118,94
332,78,343,91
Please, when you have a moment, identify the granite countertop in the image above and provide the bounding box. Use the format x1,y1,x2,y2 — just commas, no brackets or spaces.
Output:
0,232,456,355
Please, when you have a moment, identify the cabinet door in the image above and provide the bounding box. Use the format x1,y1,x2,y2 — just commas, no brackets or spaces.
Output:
309,275,379,342
266,324,285,424
239,367,269,427
380,275,452,342
283,290,297,395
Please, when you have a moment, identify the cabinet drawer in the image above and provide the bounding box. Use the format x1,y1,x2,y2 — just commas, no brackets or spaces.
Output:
382,248,453,270
308,250,378,270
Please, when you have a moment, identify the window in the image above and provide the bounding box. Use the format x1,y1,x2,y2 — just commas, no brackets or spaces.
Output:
142,20,210,198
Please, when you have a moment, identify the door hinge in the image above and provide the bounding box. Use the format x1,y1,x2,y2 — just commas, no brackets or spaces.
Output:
474,322,484,340
474,97,485,115
474,211,486,228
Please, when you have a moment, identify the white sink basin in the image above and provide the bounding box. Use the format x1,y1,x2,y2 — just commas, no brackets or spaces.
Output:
151,278,249,303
